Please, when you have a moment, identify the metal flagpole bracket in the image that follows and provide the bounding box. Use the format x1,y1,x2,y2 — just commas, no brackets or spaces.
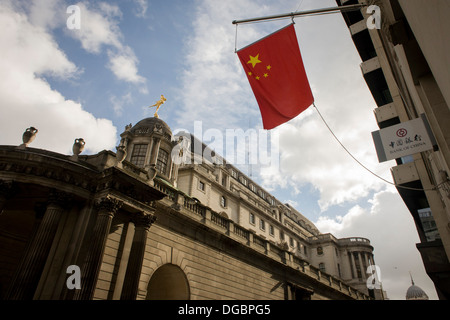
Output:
232,3,366,25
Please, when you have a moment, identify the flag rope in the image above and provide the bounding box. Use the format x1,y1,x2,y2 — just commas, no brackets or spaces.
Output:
312,103,446,192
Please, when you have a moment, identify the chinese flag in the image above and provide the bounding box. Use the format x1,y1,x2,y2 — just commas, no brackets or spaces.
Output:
237,24,314,129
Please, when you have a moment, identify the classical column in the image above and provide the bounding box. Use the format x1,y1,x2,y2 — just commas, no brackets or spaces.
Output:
349,250,357,279
5,190,70,300
363,252,370,269
370,253,376,266
74,197,122,300
120,211,156,300
357,252,365,280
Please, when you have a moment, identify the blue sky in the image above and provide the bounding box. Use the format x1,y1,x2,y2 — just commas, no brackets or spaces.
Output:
0,0,438,299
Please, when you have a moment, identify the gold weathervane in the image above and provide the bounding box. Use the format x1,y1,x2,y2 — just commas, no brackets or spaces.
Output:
149,94,166,118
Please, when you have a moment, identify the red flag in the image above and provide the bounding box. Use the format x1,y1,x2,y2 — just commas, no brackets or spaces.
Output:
237,24,314,129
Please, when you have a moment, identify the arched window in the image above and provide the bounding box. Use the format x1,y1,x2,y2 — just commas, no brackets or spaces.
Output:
317,246,323,255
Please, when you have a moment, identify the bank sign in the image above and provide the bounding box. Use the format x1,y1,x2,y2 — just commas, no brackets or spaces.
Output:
371,114,437,163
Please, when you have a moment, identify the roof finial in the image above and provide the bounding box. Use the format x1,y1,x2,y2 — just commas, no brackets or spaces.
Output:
409,271,415,286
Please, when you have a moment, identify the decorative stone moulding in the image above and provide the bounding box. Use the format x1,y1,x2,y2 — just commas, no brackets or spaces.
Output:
145,164,157,182
115,145,127,167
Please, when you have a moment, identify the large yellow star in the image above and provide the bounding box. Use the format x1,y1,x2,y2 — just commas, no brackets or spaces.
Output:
247,54,262,68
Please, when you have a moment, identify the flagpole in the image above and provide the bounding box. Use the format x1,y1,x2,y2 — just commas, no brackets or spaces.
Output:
232,3,365,25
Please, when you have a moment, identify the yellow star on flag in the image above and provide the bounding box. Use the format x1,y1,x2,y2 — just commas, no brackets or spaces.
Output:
247,54,262,68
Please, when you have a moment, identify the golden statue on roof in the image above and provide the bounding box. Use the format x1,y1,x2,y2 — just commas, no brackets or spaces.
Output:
149,94,166,118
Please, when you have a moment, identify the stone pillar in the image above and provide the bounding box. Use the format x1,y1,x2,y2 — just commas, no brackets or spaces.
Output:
349,250,357,279
5,190,70,300
149,138,161,165
371,253,376,266
357,252,365,280
74,197,122,300
364,252,370,269
120,212,156,300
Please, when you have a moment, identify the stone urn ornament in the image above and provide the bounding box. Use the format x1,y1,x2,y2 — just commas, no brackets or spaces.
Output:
18,127,38,149
70,138,85,160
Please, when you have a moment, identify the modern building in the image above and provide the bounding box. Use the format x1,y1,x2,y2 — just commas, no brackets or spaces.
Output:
336,0,450,299
0,116,384,300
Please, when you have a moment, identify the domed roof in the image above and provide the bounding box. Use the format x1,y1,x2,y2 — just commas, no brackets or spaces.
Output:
406,276,429,300
131,117,172,137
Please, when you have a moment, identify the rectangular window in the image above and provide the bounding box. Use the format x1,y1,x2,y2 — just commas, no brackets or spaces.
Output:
289,237,294,247
198,180,205,191
156,149,169,175
319,263,326,273
259,219,265,231
220,196,227,208
269,225,274,236
130,144,148,168
249,213,255,225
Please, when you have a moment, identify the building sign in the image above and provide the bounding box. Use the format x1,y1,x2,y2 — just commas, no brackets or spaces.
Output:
371,114,437,163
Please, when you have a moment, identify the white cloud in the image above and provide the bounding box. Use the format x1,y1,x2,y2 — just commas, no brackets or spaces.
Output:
316,189,439,300
133,0,148,18
110,92,133,117
260,106,393,211
107,47,146,86
0,0,117,154
69,2,123,54
27,0,66,30
68,1,147,90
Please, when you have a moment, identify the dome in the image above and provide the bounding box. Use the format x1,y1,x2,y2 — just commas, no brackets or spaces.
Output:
131,117,172,137
406,276,429,300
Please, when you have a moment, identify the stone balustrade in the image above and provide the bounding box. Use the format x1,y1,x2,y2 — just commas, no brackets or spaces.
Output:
153,177,372,300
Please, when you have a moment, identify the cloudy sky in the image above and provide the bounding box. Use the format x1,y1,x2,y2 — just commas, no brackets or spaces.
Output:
0,0,438,299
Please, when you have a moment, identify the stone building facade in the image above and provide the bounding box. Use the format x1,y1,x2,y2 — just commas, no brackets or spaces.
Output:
336,0,450,299
0,117,383,300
